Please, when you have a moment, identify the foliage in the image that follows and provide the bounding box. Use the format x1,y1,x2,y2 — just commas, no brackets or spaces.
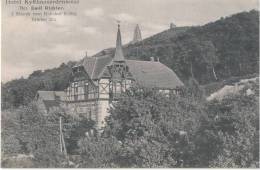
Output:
1,61,76,109
2,80,259,168
207,82,259,167
193,79,259,167
76,82,259,168
77,136,122,168
124,10,259,84
64,116,96,154
1,103,95,168
1,110,23,155
3,105,67,167
80,87,205,168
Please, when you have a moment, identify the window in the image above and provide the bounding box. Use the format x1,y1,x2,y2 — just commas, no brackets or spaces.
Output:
71,82,75,97
74,82,78,101
88,109,92,120
84,82,88,100
159,89,170,97
66,80,98,102
112,81,122,98
77,81,85,100
88,86,95,99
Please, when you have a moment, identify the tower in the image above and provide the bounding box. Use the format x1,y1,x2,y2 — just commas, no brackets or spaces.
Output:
109,23,128,99
113,23,125,62
131,24,142,44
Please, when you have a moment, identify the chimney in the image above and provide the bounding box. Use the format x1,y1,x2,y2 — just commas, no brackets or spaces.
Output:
157,57,160,62
85,51,88,57
150,57,154,61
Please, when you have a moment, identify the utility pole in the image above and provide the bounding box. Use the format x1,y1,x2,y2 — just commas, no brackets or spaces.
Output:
62,129,67,156
60,116,68,157
59,117,63,153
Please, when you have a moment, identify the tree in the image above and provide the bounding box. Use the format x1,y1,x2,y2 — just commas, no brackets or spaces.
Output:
2,61,76,109
77,136,122,168
103,87,205,167
200,41,219,80
198,80,259,168
1,110,23,155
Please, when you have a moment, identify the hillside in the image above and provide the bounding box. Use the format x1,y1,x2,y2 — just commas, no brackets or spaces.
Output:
1,10,259,109
96,10,259,84
1,61,76,109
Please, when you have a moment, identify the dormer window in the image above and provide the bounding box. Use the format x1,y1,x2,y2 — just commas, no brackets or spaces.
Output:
72,66,83,74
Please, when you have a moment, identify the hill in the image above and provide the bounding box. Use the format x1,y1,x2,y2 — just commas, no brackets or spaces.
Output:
1,61,76,109
1,10,259,109
96,10,259,84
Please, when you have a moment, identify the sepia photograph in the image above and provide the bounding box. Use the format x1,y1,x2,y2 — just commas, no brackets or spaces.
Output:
1,0,259,168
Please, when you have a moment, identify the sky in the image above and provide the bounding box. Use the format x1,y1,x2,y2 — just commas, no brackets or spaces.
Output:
1,0,258,82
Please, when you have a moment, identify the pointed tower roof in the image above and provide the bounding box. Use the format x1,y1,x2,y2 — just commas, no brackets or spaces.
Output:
132,24,142,44
113,24,125,62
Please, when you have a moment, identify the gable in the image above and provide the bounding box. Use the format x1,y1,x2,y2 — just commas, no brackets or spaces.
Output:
82,55,113,80
72,65,91,82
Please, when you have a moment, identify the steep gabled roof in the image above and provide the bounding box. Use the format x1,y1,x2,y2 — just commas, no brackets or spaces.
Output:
80,55,183,89
126,60,184,89
82,55,113,80
82,57,96,78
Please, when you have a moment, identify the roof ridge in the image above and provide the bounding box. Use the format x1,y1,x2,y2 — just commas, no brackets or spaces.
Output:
97,54,112,59
126,59,160,63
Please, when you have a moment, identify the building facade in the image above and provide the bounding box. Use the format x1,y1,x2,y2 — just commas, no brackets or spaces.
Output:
35,24,184,129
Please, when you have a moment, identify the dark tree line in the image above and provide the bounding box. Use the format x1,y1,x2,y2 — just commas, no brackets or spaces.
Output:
124,10,259,84
1,61,76,109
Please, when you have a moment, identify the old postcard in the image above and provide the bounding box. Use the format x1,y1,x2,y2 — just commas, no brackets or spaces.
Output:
1,0,259,168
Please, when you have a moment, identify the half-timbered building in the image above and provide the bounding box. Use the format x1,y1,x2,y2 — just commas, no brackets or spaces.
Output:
65,24,184,129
